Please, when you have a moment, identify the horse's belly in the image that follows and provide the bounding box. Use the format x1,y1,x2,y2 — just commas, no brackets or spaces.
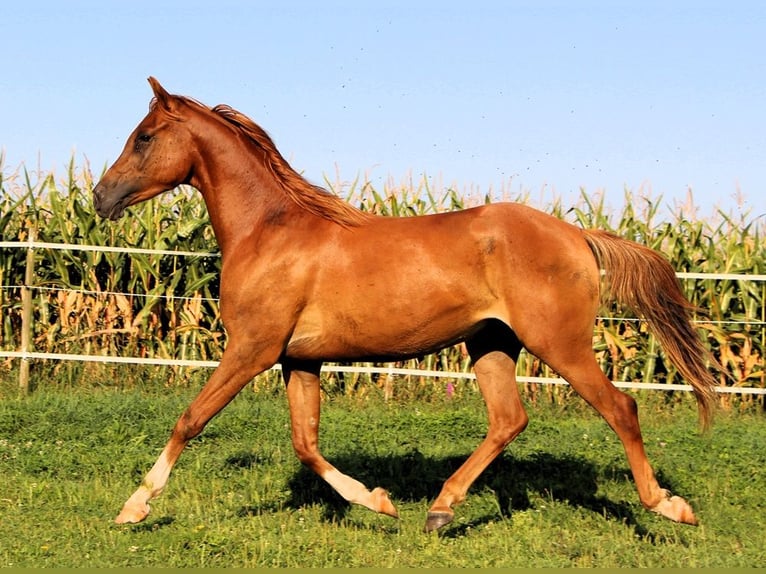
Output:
285,305,494,362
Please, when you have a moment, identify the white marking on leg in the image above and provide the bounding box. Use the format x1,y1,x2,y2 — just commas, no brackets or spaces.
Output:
115,448,174,524
321,468,376,510
142,448,174,498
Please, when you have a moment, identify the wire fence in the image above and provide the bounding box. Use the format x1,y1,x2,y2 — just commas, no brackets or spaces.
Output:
1,239,765,396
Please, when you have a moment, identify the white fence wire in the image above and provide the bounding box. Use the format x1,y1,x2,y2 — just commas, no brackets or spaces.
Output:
1,239,765,396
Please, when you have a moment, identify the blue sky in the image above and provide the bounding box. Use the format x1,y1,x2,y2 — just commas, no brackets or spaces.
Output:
2,1,764,220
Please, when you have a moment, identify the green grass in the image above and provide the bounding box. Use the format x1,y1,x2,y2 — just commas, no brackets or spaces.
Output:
0,376,764,567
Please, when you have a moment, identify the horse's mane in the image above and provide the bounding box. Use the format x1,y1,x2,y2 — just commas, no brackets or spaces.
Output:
153,96,368,227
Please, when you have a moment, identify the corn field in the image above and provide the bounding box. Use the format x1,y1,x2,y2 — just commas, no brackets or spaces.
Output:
1,161,764,401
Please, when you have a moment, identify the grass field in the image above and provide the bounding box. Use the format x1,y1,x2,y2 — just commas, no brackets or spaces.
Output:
0,373,763,568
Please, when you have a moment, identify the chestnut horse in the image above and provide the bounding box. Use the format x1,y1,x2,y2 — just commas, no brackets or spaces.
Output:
93,77,717,532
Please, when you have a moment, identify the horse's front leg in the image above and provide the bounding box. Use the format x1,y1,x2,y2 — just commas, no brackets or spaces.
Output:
115,343,280,524
283,359,398,518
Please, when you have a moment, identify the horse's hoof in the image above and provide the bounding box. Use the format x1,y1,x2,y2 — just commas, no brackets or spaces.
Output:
650,491,698,525
115,501,150,524
371,487,399,519
424,511,454,532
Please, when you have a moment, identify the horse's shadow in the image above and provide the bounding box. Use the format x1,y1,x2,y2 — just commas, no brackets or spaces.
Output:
231,449,676,539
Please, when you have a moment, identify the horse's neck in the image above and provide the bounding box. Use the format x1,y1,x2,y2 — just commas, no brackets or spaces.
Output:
191,156,305,258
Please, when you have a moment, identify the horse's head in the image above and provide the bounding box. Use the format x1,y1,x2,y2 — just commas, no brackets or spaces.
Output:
93,77,196,220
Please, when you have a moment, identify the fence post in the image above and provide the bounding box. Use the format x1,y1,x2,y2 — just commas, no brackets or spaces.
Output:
19,227,35,394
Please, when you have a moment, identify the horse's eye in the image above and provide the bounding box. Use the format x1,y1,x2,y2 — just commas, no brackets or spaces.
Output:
135,133,153,152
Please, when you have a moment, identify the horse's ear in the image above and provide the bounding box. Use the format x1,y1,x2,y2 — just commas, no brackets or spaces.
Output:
148,76,174,112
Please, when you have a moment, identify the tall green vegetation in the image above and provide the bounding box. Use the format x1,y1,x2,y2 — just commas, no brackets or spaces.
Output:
1,162,763,398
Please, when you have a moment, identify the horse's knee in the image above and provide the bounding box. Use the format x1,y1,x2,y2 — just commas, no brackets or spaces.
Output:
612,392,641,434
174,410,205,442
491,410,529,447
615,390,638,414
291,438,321,467
294,448,318,467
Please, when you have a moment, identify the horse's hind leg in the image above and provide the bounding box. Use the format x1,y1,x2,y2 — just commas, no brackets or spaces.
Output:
283,359,398,518
544,347,698,525
425,322,528,532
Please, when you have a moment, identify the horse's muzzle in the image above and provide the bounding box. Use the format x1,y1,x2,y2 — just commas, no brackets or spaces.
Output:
93,182,131,220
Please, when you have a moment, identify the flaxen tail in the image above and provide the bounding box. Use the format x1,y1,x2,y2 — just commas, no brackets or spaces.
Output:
583,229,718,429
